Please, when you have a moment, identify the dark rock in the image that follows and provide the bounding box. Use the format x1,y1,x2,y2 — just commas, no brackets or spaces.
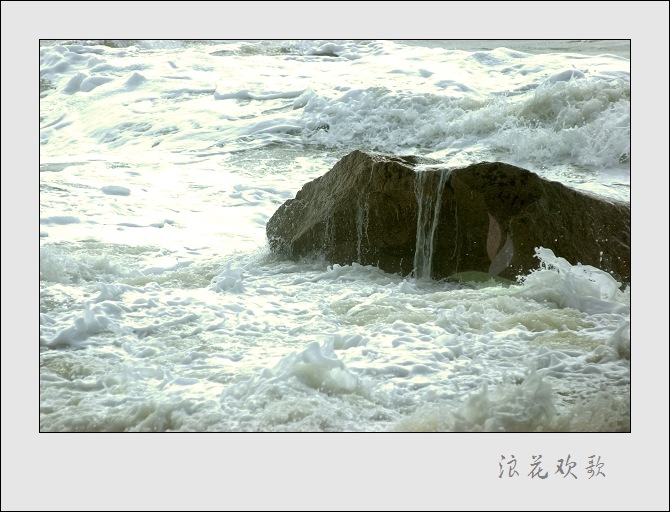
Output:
445,271,517,287
266,150,630,284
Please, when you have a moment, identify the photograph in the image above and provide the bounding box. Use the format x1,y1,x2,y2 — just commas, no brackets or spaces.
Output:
39,38,631,433
5,2,666,509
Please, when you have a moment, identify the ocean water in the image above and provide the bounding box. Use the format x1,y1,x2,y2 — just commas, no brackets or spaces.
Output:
39,39,631,432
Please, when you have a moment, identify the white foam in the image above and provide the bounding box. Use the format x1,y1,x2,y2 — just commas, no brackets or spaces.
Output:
210,261,245,293
214,89,305,101
41,216,80,225
39,40,630,433
101,185,130,196
223,338,364,403
43,307,111,349
608,320,631,360
40,245,126,283
39,41,630,185
518,247,629,315
392,372,556,432
124,72,147,89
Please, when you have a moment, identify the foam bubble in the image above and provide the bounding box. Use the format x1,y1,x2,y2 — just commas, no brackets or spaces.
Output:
210,261,245,293
43,306,112,349
101,185,130,196
391,372,556,432
40,244,126,284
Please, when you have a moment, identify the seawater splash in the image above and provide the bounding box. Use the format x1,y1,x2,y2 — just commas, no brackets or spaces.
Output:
518,247,630,315
223,339,363,402
413,168,450,279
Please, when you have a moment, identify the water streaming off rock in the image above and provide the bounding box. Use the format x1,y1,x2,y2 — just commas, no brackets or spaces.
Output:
413,168,450,279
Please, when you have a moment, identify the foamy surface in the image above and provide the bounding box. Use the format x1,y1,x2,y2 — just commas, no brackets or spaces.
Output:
40,39,630,432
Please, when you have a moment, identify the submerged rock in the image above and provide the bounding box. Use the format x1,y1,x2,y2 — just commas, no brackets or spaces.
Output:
445,271,517,287
266,150,630,284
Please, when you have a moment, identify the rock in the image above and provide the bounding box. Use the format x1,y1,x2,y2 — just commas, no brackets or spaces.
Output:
266,150,630,284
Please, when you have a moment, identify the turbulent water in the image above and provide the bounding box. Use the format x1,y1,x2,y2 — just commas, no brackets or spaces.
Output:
39,39,630,432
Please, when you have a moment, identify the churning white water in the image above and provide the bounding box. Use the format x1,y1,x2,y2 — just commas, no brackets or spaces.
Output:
37,38,634,435
0,0,666,505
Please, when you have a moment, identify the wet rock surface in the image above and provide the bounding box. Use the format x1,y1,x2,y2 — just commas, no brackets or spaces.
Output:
267,150,630,284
